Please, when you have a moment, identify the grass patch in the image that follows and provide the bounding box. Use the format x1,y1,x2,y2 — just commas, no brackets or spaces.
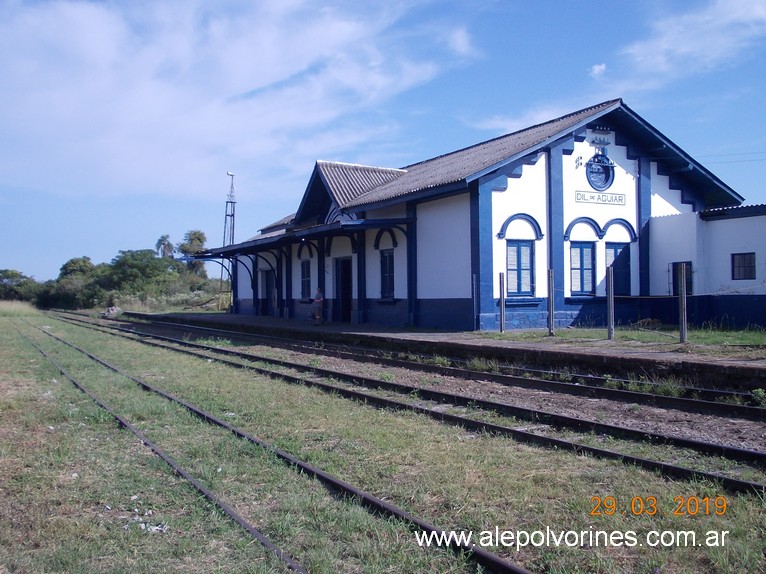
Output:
12,316,766,574
0,323,296,574
479,325,766,360
0,300,41,317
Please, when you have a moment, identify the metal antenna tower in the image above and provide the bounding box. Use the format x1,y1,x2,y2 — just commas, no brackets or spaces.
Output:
223,172,236,248
220,172,236,308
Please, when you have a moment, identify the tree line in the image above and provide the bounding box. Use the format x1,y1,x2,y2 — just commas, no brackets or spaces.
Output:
0,230,221,310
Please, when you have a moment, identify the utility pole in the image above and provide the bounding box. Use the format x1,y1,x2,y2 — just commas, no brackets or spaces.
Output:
220,172,236,309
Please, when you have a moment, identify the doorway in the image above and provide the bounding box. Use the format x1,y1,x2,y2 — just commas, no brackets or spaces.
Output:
262,270,277,316
334,258,353,322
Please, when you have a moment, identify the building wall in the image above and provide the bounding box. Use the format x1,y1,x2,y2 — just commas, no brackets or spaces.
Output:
417,194,472,298
491,153,549,299
703,216,766,295
649,212,701,295
649,162,693,217
226,125,757,331
562,130,639,298
414,193,474,329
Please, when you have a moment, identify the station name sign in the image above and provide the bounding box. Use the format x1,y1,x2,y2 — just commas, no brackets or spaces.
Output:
575,191,626,205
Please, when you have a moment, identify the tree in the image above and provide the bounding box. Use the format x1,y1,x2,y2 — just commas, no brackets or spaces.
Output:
0,269,40,301
177,230,208,278
58,256,95,280
155,235,174,258
107,250,178,293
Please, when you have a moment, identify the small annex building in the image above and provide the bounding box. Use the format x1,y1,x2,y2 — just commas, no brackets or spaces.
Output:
200,98,765,330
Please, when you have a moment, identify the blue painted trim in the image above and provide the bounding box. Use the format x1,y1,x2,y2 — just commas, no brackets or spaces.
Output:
251,256,259,316
504,239,535,296
373,227,401,250
256,253,277,274
296,241,316,259
476,178,496,329
546,145,566,309
284,245,293,318
325,234,358,257
469,183,480,330
569,241,596,296
488,173,509,190
406,202,418,326
355,230,367,323
602,218,637,241
317,239,325,322
497,213,544,240
275,249,284,318
231,259,239,313
564,217,603,240
637,157,652,296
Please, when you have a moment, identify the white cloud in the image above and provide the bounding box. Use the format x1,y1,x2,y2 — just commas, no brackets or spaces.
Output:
622,0,766,78
469,104,576,135
446,27,478,58
468,0,766,137
589,63,607,79
0,0,460,201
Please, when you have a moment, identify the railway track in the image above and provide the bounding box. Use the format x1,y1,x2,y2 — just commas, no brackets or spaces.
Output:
18,321,531,574
120,312,766,396
49,313,766,495
104,312,765,413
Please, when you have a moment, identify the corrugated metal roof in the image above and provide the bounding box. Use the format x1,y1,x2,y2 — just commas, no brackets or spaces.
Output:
700,203,766,220
345,99,622,208
316,161,406,206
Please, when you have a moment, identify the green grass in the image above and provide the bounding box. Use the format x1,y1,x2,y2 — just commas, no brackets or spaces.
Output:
8,316,766,574
482,325,766,346
0,300,41,316
478,325,766,361
4,320,473,574
0,325,294,573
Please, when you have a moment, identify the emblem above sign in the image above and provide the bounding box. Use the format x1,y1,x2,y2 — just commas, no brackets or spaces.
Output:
586,153,615,191
585,133,615,191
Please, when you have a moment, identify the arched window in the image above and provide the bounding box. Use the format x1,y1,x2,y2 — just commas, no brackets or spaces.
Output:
506,240,534,296
300,259,311,299
498,214,542,297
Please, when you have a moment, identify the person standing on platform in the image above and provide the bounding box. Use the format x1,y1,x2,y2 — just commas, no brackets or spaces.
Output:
311,287,324,325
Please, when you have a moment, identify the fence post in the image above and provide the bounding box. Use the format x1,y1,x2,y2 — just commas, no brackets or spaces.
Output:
547,268,555,337
499,273,506,333
678,262,688,343
607,266,615,340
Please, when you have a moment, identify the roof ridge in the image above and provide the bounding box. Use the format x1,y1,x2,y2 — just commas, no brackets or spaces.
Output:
317,159,406,173
400,98,623,170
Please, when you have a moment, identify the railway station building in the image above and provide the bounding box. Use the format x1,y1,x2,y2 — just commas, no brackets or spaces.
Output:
200,99,765,330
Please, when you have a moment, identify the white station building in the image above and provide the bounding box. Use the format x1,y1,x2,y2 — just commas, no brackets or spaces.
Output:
201,99,766,330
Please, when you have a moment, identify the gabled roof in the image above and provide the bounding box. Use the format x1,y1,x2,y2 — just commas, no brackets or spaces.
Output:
292,161,406,226
206,98,744,257
317,161,406,206
340,98,742,211
345,98,623,209
700,203,766,221
246,213,295,241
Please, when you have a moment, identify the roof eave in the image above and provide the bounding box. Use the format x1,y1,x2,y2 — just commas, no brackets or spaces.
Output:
616,102,744,207
344,179,469,213
466,100,624,184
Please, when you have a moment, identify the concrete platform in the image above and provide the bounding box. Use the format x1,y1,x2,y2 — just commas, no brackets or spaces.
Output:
125,311,766,388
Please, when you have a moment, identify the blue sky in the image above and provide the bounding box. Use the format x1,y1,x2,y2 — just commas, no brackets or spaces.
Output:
2,0,766,281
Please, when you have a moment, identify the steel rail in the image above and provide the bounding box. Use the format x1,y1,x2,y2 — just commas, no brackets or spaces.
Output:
53,314,766,467
41,319,766,496
87,312,762,416
17,327,309,574
115,311,764,396
28,323,533,574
